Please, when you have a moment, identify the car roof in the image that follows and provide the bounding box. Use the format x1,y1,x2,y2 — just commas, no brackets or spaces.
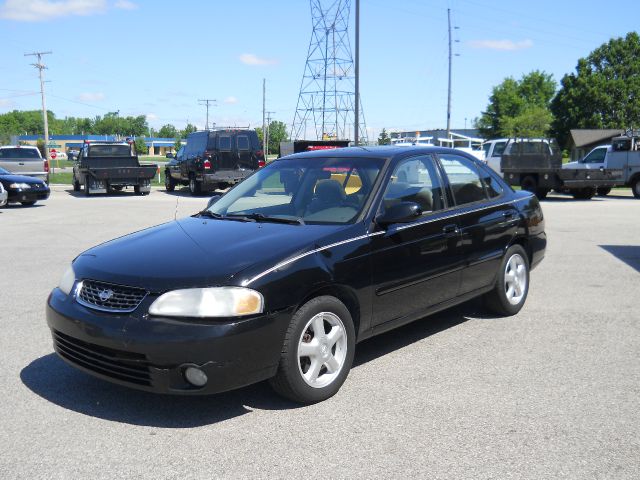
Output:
0,145,39,149
281,145,474,161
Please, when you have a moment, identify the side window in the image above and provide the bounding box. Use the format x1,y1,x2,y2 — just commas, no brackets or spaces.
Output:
237,135,249,151
382,155,443,214
439,154,486,205
481,169,504,199
493,141,507,157
219,136,231,151
584,148,606,163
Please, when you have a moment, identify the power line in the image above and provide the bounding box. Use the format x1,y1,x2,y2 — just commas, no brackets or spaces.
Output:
198,98,216,130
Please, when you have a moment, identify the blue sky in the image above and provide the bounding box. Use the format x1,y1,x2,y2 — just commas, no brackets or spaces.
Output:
0,0,637,140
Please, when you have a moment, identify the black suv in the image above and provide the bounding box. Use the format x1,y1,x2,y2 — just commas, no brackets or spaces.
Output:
165,129,265,195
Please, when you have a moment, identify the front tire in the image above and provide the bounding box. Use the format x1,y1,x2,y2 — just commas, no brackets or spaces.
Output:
485,244,530,316
596,187,611,197
572,187,596,200
21,200,36,206
84,177,90,197
72,175,80,192
270,296,355,404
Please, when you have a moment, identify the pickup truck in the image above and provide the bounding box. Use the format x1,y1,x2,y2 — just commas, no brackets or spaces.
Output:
0,145,49,183
500,136,640,200
72,142,157,196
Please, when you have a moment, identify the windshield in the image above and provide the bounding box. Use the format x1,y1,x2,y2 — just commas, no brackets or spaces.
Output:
208,156,385,225
0,167,10,174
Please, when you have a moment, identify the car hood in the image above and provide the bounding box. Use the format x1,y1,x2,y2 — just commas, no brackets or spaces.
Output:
72,216,349,292
0,174,47,185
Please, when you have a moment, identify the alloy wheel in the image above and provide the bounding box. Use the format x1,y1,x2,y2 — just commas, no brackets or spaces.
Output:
504,253,527,305
297,312,348,388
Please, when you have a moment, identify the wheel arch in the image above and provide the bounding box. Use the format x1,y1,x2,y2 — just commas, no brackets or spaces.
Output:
508,236,533,266
296,284,362,341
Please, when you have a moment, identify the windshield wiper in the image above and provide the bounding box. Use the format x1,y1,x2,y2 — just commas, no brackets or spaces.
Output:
194,210,253,222
228,213,305,225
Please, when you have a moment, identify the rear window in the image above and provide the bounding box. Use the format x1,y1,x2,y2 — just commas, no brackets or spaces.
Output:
219,136,231,151
88,145,132,157
0,148,41,159
237,136,249,151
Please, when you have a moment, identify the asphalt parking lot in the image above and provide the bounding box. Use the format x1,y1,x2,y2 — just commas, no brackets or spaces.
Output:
1,186,639,479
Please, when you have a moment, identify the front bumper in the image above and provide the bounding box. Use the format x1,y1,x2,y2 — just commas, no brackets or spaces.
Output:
7,187,50,203
46,287,292,395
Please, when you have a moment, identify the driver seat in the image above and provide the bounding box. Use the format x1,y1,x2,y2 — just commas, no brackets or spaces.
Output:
306,179,346,214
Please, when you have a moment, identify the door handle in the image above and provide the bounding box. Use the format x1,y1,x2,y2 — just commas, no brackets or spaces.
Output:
502,211,516,219
442,224,459,236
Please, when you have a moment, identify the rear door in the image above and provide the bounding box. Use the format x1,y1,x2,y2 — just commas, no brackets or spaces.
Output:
217,133,233,169
236,133,252,169
0,147,45,177
437,153,518,295
371,154,463,328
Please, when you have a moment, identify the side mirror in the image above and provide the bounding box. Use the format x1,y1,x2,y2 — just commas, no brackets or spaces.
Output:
206,195,221,209
376,201,422,227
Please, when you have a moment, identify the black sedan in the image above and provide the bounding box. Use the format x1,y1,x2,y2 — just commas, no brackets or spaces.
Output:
0,166,50,206
47,146,546,404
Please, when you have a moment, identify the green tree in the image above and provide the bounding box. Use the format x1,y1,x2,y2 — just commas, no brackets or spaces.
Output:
158,124,178,138
377,128,391,145
174,138,182,152
266,120,288,153
134,136,148,155
551,32,640,147
476,70,556,138
181,123,197,138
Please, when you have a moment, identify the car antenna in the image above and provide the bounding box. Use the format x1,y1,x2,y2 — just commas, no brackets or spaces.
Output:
174,197,179,220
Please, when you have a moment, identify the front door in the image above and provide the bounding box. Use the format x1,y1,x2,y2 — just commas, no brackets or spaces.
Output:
371,154,463,328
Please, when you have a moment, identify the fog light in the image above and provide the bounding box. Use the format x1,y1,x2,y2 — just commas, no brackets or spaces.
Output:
184,367,208,387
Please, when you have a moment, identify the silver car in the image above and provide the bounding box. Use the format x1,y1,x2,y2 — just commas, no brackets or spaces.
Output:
0,181,7,207
0,146,49,183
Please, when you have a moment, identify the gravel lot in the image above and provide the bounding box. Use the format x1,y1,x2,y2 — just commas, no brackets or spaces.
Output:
1,186,639,479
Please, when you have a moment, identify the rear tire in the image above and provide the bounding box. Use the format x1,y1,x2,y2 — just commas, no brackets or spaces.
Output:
631,177,640,199
485,244,530,316
21,201,36,206
596,187,611,197
84,177,90,197
269,296,355,404
165,171,175,192
72,175,80,192
572,187,596,200
189,175,202,196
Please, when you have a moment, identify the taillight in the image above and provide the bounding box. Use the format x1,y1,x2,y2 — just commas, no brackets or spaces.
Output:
204,160,212,169
44,160,49,172
258,159,266,168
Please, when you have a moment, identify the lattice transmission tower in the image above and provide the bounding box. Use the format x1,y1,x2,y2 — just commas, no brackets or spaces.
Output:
291,0,367,143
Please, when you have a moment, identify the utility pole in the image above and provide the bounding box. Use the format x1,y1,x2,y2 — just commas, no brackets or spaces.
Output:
198,98,216,130
354,0,360,145
262,79,266,154
265,111,275,158
446,8,452,140
25,51,53,171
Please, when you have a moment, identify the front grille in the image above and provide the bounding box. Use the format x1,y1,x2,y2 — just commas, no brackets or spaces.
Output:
53,330,151,386
78,279,147,312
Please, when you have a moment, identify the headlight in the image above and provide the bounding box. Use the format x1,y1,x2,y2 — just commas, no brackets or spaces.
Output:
9,182,30,189
148,287,264,318
58,265,76,296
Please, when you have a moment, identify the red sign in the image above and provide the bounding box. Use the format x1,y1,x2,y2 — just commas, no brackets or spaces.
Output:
50,148,57,159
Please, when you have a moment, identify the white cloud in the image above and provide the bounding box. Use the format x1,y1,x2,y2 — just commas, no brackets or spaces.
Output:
0,99,15,108
77,92,105,102
0,0,107,21
146,113,158,121
468,39,534,51
239,53,278,66
223,96,238,105
114,0,137,10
